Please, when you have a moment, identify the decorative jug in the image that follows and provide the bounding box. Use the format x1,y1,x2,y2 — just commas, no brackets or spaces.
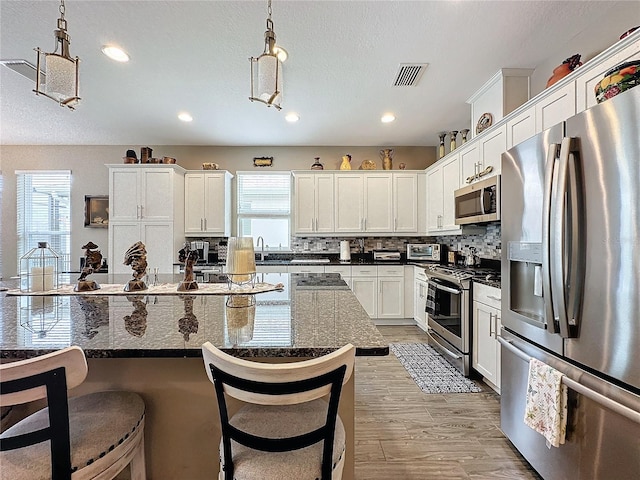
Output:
340,154,352,170
380,149,393,170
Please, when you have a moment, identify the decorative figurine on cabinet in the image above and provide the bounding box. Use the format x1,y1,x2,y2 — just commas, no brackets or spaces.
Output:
380,149,394,170
310,157,324,170
123,241,148,292
340,154,352,170
177,242,199,291
438,132,447,159
75,242,102,292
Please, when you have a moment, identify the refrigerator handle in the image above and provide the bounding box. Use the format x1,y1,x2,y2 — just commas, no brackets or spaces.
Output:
566,147,585,331
551,138,572,338
542,143,559,334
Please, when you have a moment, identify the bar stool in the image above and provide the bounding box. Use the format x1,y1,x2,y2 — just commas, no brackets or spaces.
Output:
0,346,146,480
202,342,355,480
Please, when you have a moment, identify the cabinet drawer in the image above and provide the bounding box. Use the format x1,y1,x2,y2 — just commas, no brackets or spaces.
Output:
473,283,501,309
287,265,325,274
377,265,404,277
351,265,377,277
325,265,351,277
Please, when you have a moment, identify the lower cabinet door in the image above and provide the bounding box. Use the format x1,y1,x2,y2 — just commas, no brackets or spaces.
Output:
377,277,404,318
473,300,500,390
351,276,377,318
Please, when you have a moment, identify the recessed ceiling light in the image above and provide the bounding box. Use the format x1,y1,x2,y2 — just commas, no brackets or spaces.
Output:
273,46,288,62
178,112,193,122
381,113,396,123
101,45,130,62
285,112,299,122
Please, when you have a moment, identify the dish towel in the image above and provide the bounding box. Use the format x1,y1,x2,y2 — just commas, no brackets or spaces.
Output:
524,358,568,448
425,283,436,316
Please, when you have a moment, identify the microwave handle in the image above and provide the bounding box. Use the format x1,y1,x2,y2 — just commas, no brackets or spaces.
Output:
480,187,486,215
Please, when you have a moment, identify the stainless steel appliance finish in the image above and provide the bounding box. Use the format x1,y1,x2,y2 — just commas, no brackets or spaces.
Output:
424,264,473,376
190,240,210,264
454,175,500,225
406,243,442,262
500,87,640,479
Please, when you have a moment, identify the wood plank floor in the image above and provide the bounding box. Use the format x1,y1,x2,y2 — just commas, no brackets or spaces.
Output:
354,325,542,480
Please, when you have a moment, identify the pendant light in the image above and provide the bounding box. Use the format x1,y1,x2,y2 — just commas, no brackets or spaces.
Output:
34,0,80,109
249,0,283,110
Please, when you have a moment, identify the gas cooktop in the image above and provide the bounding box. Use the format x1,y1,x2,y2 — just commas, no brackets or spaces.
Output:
425,264,501,284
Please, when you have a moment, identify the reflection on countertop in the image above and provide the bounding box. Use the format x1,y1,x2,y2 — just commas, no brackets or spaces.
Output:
0,273,388,360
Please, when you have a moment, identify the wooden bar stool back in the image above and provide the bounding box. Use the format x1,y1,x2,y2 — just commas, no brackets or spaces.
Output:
202,342,355,480
0,346,146,480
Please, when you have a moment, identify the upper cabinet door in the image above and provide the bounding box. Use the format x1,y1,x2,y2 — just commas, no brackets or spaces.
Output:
393,173,418,233
426,166,443,232
506,105,536,149
480,124,506,177
203,173,229,234
363,174,393,232
334,174,364,232
315,174,335,233
293,174,316,234
535,82,576,133
109,169,140,221
184,173,206,233
441,155,461,231
139,168,174,221
459,143,480,186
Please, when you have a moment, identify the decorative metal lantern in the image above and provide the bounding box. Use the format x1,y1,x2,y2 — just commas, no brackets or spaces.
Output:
34,0,80,109
249,0,283,110
226,295,256,345
20,242,60,293
226,237,257,287
20,296,62,339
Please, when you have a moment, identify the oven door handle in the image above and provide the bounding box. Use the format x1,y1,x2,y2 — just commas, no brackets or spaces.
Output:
428,279,462,295
427,331,462,360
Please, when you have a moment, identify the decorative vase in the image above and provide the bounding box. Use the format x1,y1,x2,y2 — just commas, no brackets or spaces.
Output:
460,129,470,144
449,131,458,152
398,163,406,170
594,60,640,103
380,149,393,170
546,54,582,88
438,132,447,159
340,154,352,170
310,157,324,170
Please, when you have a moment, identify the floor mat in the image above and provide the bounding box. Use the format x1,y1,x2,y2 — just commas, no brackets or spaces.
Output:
390,343,483,394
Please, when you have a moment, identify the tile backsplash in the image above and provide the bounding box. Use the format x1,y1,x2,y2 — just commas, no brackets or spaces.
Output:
434,223,501,260
202,224,500,260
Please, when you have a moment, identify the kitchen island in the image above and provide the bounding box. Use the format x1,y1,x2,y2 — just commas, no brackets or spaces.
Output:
0,273,388,480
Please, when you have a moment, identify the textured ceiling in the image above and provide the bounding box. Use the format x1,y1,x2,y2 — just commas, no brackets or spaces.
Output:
0,1,636,147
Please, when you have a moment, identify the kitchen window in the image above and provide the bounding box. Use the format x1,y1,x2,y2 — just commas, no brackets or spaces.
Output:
236,172,291,250
16,170,71,271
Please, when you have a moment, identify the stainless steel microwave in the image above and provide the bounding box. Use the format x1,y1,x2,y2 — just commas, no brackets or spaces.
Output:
407,243,442,262
454,175,500,225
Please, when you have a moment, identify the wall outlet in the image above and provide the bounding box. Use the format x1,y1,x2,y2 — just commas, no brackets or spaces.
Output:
303,242,309,250
376,242,382,250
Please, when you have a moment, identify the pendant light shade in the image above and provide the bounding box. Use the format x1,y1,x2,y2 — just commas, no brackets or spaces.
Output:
34,0,80,109
249,1,283,110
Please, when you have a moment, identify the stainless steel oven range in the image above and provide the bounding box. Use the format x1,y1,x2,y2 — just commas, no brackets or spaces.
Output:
424,265,473,376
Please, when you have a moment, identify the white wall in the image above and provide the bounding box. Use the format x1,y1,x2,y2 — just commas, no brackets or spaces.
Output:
0,145,435,278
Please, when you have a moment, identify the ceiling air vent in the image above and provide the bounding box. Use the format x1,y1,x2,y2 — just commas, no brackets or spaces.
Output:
0,59,45,83
392,63,428,87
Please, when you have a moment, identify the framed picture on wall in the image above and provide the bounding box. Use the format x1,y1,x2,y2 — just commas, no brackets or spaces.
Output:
84,195,109,228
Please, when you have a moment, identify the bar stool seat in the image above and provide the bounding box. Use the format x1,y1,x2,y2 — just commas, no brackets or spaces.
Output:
0,346,146,480
224,399,346,479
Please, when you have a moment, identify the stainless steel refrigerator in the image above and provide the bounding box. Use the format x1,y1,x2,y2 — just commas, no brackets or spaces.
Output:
500,86,640,479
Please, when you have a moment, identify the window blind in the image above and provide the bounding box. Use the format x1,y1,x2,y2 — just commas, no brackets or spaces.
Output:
16,171,71,272
236,172,291,216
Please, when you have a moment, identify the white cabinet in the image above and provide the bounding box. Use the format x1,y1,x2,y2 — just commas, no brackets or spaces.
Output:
460,125,506,183
109,222,175,275
413,267,428,332
377,265,404,319
184,171,233,236
506,105,536,149
472,283,502,392
393,173,419,233
184,171,232,236
108,165,185,275
292,172,335,234
334,173,393,233
109,166,181,222
535,82,576,133
426,155,461,235
351,265,377,318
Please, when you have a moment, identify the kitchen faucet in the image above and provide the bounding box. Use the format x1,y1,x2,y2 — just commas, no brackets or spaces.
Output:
256,236,265,261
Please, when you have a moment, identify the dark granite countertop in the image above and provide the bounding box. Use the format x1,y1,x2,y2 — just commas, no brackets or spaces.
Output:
0,273,389,360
